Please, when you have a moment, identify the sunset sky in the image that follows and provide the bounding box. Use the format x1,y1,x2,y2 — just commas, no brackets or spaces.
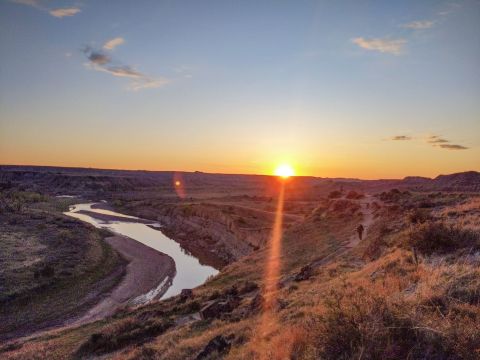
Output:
1,0,479,179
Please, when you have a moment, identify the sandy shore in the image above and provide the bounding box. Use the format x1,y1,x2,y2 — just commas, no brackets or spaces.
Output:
74,234,176,325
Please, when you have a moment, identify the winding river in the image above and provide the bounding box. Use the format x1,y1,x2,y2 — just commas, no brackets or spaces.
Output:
66,203,218,302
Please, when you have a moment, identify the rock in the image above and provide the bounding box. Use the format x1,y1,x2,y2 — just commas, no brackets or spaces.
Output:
200,297,240,319
294,264,314,281
180,289,193,301
196,335,231,359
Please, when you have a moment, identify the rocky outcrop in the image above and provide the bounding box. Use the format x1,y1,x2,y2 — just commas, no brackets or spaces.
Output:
200,297,240,319
196,335,232,359
294,264,314,281
152,203,272,266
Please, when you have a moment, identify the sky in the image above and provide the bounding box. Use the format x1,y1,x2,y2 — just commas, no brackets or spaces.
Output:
0,0,479,179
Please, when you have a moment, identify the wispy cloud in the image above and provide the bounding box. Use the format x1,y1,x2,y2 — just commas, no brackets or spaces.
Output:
427,135,449,144
82,45,169,91
11,0,41,7
49,8,81,18
427,135,468,150
388,134,469,151
173,65,194,79
129,78,170,91
391,135,412,141
104,65,143,78
439,144,469,150
352,37,406,55
103,37,125,51
11,0,81,18
401,20,434,30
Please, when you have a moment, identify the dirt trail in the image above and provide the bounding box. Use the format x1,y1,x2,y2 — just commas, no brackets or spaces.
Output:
306,195,379,270
279,195,379,287
346,195,377,248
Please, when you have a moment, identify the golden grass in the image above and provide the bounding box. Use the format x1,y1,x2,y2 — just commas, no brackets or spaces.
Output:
4,191,479,359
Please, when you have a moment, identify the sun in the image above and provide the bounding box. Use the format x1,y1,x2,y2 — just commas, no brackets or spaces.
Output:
274,164,295,178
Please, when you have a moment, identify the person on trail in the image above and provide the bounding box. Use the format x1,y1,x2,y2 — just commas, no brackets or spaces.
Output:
356,224,364,241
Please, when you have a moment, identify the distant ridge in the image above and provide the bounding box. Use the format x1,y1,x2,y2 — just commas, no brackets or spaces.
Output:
1,165,479,193
431,171,480,191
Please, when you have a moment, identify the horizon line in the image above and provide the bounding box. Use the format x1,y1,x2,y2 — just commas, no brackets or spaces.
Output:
1,163,478,182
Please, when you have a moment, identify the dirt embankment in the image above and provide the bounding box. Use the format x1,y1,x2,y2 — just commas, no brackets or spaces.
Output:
118,202,276,267
73,235,176,325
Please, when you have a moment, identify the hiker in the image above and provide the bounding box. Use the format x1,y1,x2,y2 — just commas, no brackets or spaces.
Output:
356,224,364,241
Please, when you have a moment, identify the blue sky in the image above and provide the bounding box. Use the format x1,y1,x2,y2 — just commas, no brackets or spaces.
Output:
0,0,479,178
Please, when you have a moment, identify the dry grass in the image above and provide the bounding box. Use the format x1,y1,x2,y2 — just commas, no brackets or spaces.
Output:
3,190,480,359
407,221,480,255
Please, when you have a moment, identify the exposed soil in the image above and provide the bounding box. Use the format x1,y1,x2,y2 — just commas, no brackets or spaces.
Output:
72,235,176,325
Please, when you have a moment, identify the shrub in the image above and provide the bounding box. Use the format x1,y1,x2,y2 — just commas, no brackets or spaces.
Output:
76,318,173,356
328,190,342,199
311,286,462,359
407,208,431,224
407,222,480,255
346,191,364,199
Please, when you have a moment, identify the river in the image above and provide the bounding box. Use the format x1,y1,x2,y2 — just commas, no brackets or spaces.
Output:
66,203,218,302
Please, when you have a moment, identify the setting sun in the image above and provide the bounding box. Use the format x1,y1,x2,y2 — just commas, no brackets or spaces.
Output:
274,164,295,178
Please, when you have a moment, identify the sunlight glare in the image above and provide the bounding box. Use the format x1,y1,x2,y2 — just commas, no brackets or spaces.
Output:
274,164,295,178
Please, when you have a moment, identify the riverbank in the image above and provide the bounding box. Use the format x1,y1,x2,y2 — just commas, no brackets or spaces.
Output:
67,202,218,301
73,234,176,325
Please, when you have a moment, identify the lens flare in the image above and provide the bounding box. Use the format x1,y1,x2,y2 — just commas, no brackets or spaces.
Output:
274,164,294,178
173,173,186,198
253,181,286,358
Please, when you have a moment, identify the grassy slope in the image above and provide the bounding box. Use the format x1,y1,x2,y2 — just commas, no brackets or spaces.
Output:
2,191,480,359
0,191,127,340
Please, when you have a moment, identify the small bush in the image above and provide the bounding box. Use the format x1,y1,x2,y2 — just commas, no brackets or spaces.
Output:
407,208,431,224
346,191,364,199
407,222,480,255
328,190,342,199
76,318,173,356
311,286,461,359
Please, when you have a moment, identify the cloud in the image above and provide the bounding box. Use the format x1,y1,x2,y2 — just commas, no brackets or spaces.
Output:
103,37,125,51
439,144,469,150
173,65,194,79
401,20,434,30
82,46,168,91
11,0,41,7
84,49,111,65
391,135,412,141
129,78,170,91
427,135,449,144
11,0,81,18
427,135,468,150
352,37,406,55
49,8,81,18
101,65,143,78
